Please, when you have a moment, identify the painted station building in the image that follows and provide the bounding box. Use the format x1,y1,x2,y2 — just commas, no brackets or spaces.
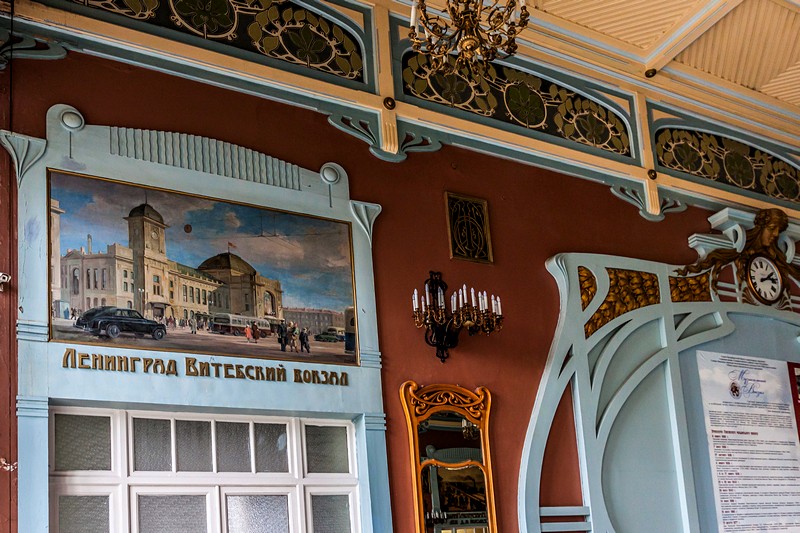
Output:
53,200,283,322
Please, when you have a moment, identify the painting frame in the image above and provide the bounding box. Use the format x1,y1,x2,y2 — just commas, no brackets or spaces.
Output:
47,168,360,366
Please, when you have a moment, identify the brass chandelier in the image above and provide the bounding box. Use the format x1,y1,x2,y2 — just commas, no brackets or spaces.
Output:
409,0,529,73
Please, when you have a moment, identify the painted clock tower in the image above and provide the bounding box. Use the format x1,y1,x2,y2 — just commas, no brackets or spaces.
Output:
125,203,169,318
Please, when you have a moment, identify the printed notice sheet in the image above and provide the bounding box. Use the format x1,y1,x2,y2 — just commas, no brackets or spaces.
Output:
698,351,800,532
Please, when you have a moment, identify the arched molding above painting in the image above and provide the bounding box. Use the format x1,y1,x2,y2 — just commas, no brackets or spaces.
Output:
518,206,800,533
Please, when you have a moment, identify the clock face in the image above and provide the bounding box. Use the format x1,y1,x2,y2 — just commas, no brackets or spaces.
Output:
747,256,783,304
151,229,158,239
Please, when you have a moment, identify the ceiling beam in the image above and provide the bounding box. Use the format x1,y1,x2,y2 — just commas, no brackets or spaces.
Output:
643,0,744,74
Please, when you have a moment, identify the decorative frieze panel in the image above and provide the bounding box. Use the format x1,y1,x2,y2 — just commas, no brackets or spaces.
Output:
56,0,367,82
401,52,632,158
655,127,800,204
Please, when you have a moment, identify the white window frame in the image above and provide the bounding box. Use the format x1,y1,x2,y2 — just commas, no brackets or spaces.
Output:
49,407,360,533
220,486,300,533
129,485,218,533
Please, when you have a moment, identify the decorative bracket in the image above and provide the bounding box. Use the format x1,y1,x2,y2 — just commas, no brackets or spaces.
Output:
0,29,67,69
610,184,686,222
0,131,46,188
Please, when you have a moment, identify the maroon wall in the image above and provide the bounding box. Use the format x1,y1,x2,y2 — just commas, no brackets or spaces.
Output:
0,56,18,533
4,52,713,532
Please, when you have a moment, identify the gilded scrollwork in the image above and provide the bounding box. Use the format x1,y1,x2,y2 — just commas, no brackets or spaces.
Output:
401,52,631,157
578,266,597,311
584,268,660,338
72,0,364,80
669,273,711,303
402,381,488,421
656,128,800,204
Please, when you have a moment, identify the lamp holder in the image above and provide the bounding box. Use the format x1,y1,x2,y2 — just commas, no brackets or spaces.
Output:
412,270,503,363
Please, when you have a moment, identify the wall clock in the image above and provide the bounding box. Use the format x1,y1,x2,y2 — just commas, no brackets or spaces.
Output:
746,255,783,304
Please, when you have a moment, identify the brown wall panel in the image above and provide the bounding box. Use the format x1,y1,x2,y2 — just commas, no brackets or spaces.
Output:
0,63,18,533
8,52,712,533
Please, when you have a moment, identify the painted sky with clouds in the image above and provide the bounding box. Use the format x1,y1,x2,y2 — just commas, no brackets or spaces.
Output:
51,172,355,312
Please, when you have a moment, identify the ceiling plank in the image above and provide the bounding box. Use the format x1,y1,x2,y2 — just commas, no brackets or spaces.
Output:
643,0,744,73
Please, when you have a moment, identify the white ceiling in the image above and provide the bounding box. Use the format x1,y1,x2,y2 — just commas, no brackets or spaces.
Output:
528,0,800,114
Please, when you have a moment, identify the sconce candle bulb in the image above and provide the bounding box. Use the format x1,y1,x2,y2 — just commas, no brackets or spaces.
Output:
412,270,504,362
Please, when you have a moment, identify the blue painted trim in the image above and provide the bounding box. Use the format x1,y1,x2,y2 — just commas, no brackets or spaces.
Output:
390,16,640,166
16,396,49,418
17,320,49,342
648,101,800,209
30,0,377,93
363,412,386,431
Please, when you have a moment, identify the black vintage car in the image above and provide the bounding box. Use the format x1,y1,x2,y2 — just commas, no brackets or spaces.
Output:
76,307,167,340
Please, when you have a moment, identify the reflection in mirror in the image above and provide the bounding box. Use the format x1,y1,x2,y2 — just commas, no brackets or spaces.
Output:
400,382,496,533
418,410,482,461
421,464,489,533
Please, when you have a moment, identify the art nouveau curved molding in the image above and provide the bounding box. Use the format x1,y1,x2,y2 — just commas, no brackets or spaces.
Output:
610,185,687,222
0,29,67,68
518,250,800,533
0,132,46,187
350,201,382,247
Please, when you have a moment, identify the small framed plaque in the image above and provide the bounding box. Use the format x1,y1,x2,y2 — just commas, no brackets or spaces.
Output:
445,192,493,264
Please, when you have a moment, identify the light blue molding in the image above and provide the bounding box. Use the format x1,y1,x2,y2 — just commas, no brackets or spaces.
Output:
17,320,49,343
350,200,382,247
610,183,687,222
16,396,49,418
363,412,386,431
359,350,382,368
109,125,302,190
389,16,640,166
519,249,800,533
29,0,375,92
648,101,800,209
0,131,47,187
0,28,67,68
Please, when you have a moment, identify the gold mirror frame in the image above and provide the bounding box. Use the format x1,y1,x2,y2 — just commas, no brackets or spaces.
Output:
400,381,497,533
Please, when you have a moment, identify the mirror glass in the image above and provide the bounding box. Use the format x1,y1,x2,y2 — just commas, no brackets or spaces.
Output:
421,464,489,533
418,410,482,461
400,382,496,533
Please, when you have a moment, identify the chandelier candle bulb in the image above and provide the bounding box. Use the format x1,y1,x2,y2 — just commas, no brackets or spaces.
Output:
425,283,431,306
438,287,445,308
410,2,418,28
451,293,457,313
413,289,419,311
497,297,502,315
471,287,476,307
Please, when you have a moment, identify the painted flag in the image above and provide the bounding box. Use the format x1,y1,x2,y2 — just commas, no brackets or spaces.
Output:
228,242,237,249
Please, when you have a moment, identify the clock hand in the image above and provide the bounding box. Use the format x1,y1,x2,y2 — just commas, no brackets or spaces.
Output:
760,273,778,284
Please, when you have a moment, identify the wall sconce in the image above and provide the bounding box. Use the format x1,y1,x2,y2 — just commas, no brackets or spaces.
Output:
412,270,503,362
0,272,10,292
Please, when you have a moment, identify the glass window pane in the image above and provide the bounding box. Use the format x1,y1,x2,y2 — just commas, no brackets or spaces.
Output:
176,420,212,472
311,494,351,533
138,495,207,533
255,423,289,473
58,495,109,533
133,418,172,472
216,422,251,472
54,414,111,471
226,495,289,533
305,426,349,474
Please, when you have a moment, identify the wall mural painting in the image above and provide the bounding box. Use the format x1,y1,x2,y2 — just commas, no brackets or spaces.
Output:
401,52,631,157
67,0,364,81
655,128,800,203
48,171,358,365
